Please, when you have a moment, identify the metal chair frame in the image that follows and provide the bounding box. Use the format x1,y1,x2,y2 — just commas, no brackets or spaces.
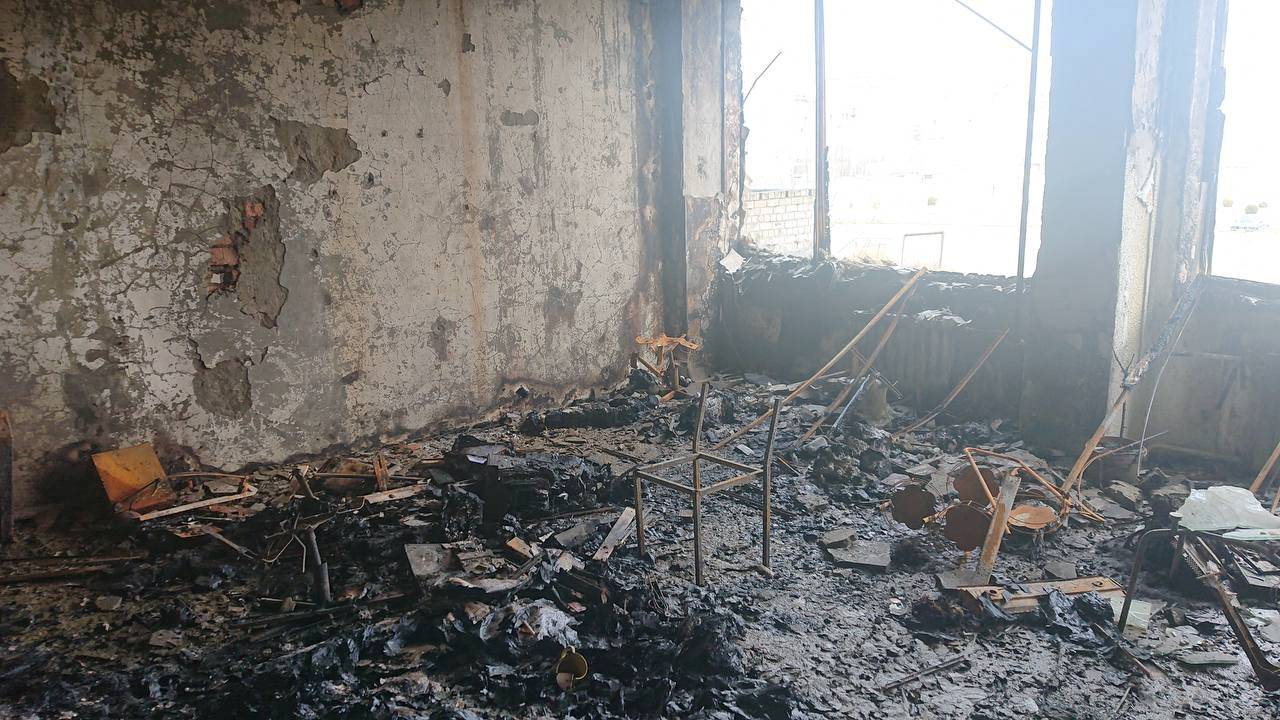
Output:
633,383,781,585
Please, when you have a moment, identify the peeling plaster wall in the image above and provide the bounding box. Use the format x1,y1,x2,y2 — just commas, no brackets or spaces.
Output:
1133,0,1280,471
1143,278,1280,469
0,0,664,514
681,0,735,345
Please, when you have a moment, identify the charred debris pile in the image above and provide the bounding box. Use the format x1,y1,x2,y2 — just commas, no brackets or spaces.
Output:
0,362,1040,719
3,274,1280,717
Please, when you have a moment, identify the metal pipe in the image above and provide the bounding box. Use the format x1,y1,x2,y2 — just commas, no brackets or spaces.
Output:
763,399,781,570
812,0,829,256
692,382,709,586
830,375,872,433
635,472,696,495
952,0,1032,51
1014,0,1043,340
1117,528,1173,631
303,528,332,605
694,452,759,474
702,471,764,495
714,266,926,450
633,470,646,556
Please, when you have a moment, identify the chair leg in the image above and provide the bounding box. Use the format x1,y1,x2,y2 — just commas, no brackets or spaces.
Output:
761,398,782,570
692,468,704,586
633,471,646,556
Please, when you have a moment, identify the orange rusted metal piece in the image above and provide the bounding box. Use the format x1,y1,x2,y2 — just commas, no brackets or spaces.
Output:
93,444,175,512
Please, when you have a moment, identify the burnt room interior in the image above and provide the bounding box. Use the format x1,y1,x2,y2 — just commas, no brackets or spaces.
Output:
3,0,1280,718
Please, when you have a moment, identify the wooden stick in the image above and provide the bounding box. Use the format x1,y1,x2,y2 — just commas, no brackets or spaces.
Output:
977,473,1022,582
1064,278,1204,492
1250,437,1280,494
129,484,259,521
714,266,927,451
798,283,918,443
692,382,709,586
0,553,145,565
879,655,968,692
591,507,636,563
762,398,782,570
1061,390,1131,493
0,565,110,585
892,329,1010,439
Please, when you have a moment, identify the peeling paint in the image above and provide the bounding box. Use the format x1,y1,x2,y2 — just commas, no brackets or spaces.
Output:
192,355,252,417
500,109,539,127
215,186,289,329
272,118,362,185
427,315,458,361
0,61,60,154
0,0,669,515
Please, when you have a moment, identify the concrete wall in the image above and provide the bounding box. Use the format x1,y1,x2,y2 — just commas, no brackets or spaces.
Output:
1135,0,1280,472
1145,277,1280,470
683,0,741,347
741,189,814,257
709,250,1022,423
0,0,679,513
1019,0,1139,452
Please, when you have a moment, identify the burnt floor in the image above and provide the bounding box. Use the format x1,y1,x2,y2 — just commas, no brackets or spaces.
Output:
0,374,1276,719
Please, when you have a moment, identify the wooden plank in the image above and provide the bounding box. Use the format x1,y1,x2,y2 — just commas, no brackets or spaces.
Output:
360,483,431,504
130,484,258,521
956,576,1124,613
591,507,636,563
702,471,763,495
506,537,535,560
553,517,608,549
976,473,1022,582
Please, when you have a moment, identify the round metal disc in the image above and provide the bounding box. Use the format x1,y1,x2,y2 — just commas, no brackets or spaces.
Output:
890,485,937,530
943,502,991,551
952,465,1001,506
1008,503,1060,531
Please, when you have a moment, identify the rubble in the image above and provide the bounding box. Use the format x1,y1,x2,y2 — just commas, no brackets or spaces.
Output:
1,368,1277,718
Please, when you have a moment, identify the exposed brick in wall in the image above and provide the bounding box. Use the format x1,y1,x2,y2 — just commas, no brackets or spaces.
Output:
741,188,813,256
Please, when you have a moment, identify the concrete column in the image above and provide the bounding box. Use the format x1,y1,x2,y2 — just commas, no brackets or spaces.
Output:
1020,0,1141,451
1022,0,1227,454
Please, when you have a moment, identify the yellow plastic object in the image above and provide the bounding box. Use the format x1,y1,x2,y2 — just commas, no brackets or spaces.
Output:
554,646,588,690
92,444,174,511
